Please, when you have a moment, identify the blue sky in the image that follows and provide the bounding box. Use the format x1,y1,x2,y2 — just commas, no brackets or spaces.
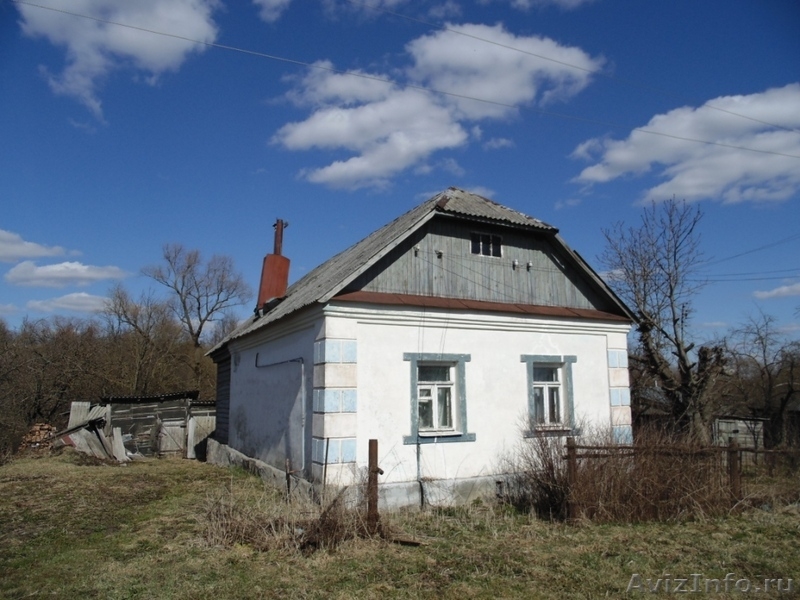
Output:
1,0,799,340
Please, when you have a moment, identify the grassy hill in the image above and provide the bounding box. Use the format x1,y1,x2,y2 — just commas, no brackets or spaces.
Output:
1,450,798,599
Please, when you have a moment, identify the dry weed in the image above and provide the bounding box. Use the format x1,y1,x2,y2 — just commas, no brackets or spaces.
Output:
500,427,764,523
203,477,377,555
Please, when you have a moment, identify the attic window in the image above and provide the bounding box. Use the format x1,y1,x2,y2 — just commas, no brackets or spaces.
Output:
471,233,502,257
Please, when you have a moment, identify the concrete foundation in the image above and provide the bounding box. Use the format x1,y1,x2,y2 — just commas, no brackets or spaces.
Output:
208,438,499,509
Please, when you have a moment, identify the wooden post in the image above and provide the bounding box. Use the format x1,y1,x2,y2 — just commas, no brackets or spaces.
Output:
367,438,383,535
566,437,578,521
285,457,292,503
323,438,330,494
728,437,741,503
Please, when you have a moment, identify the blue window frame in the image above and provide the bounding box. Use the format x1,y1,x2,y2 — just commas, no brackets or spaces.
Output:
403,353,476,445
521,354,577,437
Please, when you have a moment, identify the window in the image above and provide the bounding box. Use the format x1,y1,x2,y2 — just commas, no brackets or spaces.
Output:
417,364,454,431
471,233,502,257
403,353,476,444
521,354,577,436
531,365,561,425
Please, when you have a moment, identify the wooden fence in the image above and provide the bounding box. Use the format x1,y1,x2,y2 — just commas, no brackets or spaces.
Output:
564,437,800,521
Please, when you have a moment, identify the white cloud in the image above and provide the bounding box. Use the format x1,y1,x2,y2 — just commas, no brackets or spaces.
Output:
252,0,292,22
326,0,409,9
484,137,515,150
0,304,17,316
17,0,220,118
554,197,581,210
496,0,596,9
464,185,496,199
282,61,395,107
5,261,127,288
275,25,601,188
428,1,463,19
27,292,108,313
754,282,800,300
274,70,468,189
573,84,800,204
406,24,602,119
439,157,465,175
0,229,66,262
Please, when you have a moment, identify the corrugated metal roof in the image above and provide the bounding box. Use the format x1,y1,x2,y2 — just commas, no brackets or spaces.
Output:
99,390,199,404
213,188,600,349
436,187,555,230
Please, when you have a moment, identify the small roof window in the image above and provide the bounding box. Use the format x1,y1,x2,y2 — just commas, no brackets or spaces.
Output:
470,233,502,257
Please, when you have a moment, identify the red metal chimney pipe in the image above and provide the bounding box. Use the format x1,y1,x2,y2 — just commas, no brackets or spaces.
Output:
274,218,286,256
256,219,290,314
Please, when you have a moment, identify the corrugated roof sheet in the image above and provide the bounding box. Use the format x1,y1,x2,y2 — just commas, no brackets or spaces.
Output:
99,390,200,404
214,188,592,349
436,187,555,230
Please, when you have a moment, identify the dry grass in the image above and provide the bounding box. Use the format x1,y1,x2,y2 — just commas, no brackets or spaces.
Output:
203,482,377,554
501,428,800,523
2,448,800,599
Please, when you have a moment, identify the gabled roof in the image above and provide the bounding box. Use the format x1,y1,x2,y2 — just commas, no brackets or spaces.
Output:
212,188,630,352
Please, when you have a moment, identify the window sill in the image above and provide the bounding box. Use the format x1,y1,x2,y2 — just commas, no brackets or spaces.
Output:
523,427,575,438
403,432,476,445
419,430,459,437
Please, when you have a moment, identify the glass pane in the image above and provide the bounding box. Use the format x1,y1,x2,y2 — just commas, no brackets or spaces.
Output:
549,388,560,424
533,387,545,424
418,365,450,382
418,397,433,429
533,366,558,382
491,235,502,257
471,233,480,254
438,388,452,429
481,234,490,255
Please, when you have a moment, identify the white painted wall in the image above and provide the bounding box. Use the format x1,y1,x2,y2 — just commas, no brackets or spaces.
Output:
325,304,630,486
227,313,322,476
224,301,630,504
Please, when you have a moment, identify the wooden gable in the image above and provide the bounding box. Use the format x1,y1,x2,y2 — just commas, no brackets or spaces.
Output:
344,214,619,313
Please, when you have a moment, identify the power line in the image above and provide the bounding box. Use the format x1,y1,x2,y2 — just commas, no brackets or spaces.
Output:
694,275,800,283
12,0,800,161
345,0,800,135
703,233,800,267
699,267,800,278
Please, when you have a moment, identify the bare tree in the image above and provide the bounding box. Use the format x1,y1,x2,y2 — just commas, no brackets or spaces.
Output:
101,285,187,395
207,310,243,348
601,199,725,443
143,244,251,388
143,244,252,349
725,312,799,448
12,317,110,425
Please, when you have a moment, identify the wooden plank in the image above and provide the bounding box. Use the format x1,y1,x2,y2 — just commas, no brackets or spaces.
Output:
67,402,90,429
111,427,129,462
351,218,611,309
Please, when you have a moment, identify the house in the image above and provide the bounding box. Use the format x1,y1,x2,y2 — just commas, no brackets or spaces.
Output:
208,188,635,507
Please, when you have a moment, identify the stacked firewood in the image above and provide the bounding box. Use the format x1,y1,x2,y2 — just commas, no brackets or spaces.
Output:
19,423,58,450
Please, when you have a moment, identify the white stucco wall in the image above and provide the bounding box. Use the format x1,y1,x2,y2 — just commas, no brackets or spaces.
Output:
227,309,323,476
323,303,631,489
224,301,631,506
